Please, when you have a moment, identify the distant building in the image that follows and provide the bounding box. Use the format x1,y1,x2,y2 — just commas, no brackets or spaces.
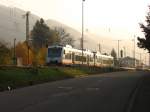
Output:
119,56,142,68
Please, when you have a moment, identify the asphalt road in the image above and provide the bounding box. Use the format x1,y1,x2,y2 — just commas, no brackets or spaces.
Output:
0,71,149,112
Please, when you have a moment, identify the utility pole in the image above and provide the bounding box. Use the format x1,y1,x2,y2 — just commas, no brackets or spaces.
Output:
123,46,126,57
136,52,142,66
14,38,16,65
117,40,121,59
23,11,30,65
98,43,101,53
117,40,121,67
140,53,142,66
113,40,121,67
81,0,85,65
132,36,136,68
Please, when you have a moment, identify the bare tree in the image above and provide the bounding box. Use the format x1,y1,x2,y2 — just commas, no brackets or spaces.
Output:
54,27,75,46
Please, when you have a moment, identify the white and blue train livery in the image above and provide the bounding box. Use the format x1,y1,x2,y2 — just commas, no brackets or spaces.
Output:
47,45,114,67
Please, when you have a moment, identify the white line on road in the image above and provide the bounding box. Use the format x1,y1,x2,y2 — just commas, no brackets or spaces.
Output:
86,88,100,91
58,86,73,90
52,92,69,97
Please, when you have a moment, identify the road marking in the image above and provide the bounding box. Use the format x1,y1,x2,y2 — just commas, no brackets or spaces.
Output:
86,87,100,91
58,86,73,90
52,92,69,97
98,79,103,82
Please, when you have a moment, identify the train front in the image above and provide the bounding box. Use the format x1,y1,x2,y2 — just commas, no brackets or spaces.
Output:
46,45,63,65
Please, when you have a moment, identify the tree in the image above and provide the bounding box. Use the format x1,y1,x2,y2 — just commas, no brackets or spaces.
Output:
137,6,150,53
16,42,34,65
111,48,117,59
54,27,75,46
0,41,12,65
31,18,52,50
111,48,118,66
36,47,47,65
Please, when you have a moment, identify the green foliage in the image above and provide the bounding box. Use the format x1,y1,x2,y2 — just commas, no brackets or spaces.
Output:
0,66,121,91
31,18,52,50
31,19,75,51
0,41,12,65
0,67,73,91
137,6,150,53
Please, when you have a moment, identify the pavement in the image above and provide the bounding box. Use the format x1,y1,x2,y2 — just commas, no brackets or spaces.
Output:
0,71,149,112
131,73,150,112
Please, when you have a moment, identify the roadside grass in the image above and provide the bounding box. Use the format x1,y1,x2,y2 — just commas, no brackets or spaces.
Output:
0,66,122,91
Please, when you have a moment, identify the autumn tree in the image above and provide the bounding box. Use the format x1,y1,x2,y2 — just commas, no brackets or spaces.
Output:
36,47,47,65
137,6,150,53
16,42,34,65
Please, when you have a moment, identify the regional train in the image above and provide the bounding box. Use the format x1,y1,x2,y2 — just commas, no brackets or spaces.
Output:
46,45,114,67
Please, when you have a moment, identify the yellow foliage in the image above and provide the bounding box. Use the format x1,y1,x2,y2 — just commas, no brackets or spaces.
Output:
2,53,12,65
16,42,34,65
36,47,47,65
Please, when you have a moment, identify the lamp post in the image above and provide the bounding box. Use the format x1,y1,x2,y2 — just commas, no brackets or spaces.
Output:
14,38,16,65
117,40,121,67
113,40,121,67
132,36,136,68
81,0,85,65
117,40,121,59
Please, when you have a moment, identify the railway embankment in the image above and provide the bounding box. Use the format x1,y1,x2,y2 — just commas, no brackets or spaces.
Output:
0,66,124,92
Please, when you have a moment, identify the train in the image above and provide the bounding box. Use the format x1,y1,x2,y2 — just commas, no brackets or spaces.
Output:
46,45,114,67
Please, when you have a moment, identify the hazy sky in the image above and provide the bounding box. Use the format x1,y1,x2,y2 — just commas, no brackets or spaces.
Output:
0,0,150,64
0,0,150,39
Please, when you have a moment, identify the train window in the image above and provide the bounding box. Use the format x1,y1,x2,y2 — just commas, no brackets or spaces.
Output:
75,55,81,61
102,59,113,65
97,57,102,63
65,53,72,60
48,47,62,58
82,56,86,62
90,56,93,62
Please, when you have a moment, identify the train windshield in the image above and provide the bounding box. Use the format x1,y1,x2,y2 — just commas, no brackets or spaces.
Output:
48,47,62,58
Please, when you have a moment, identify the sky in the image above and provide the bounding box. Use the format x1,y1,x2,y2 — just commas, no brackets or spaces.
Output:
0,0,149,39
0,0,150,64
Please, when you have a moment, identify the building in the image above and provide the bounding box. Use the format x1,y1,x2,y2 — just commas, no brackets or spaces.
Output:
119,56,142,68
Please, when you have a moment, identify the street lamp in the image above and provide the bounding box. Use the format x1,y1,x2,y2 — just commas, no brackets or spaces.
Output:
132,35,136,68
81,0,85,65
13,38,16,65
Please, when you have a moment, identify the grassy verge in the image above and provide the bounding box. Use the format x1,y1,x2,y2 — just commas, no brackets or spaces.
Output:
0,66,123,91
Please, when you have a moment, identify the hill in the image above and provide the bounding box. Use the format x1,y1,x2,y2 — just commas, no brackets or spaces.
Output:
0,4,113,54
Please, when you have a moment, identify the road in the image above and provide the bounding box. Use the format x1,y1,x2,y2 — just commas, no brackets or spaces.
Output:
0,71,149,112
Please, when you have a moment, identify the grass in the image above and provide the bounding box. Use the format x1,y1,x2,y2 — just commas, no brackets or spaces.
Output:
0,66,123,91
